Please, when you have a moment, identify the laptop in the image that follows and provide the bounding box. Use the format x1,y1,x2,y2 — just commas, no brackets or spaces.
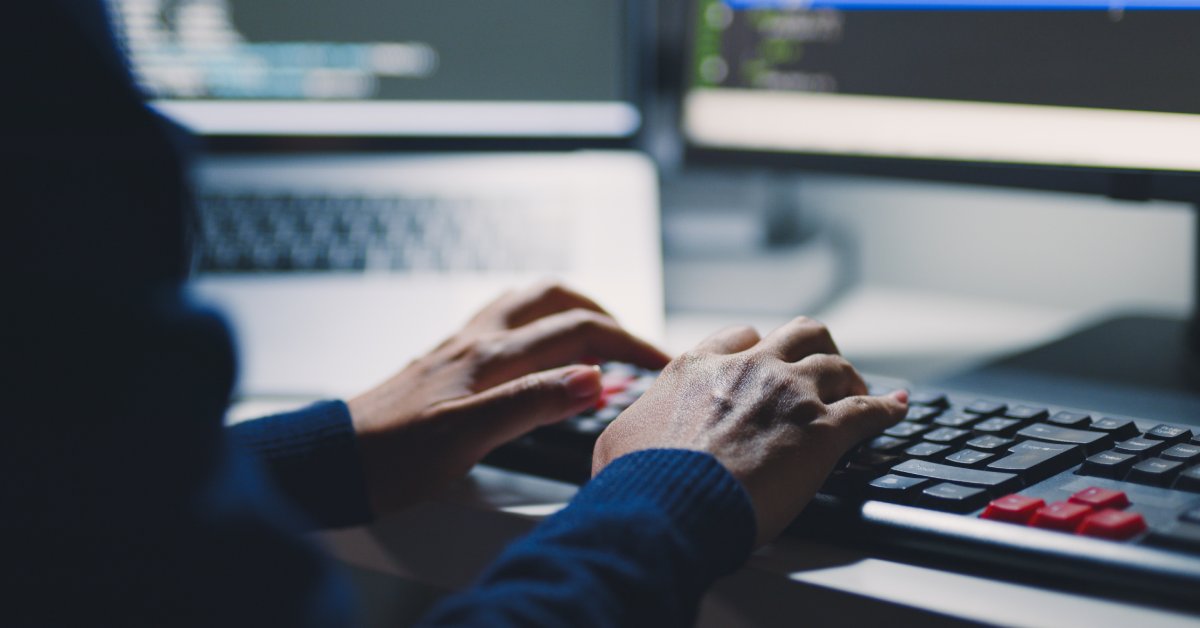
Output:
108,0,663,398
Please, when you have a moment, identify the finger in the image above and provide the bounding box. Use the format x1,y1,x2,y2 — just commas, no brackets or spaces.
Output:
793,354,868,403
439,364,603,456
758,316,839,362
478,309,670,389
692,325,761,355
823,390,909,451
484,281,612,331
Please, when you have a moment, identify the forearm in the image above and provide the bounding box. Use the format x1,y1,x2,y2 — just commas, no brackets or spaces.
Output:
418,449,756,627
227,400,373,529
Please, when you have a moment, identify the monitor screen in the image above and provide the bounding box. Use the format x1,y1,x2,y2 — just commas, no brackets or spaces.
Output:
682,1,1200,178
108,0,639,137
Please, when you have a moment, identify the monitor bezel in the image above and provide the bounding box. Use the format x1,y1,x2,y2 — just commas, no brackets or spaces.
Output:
679,2,1200,204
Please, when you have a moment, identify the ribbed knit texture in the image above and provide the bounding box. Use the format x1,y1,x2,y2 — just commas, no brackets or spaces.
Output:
227,400,373,530
420,449,757,627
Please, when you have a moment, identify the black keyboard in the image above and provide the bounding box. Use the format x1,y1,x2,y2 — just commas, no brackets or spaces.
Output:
485,363,1200,610
195,192,570,273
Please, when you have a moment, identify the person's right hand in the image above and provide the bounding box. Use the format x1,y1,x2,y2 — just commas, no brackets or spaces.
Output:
593,317,908,547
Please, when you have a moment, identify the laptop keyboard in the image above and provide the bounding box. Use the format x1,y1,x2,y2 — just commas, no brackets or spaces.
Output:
484,362,1200,607
195,192,571,273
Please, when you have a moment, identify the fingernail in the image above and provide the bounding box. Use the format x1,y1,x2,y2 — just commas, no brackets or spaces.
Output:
564,366,602,400
890,389,909,404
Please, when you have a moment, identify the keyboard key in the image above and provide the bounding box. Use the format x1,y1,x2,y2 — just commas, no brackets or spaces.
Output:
1077,510,1147,540
1006,405,1049,421
944,449,994,467
965,400,1007,416
868,435,912,453
981,494,1045,524
908,390,949,407
987,441,1081,482
1161,443,1200,464
891,459,1020,493
1180,506,1200,525
1113,437,1167,459
1088,417,1139,440
917,482,991,513
973,417,1023,436
923,427,972,445
852,451,903,471
885,422,930,439
867,474,930,503
905,406,942,423
905,442,951,459
1030,501,1092,532
1017,423,1113,454
1127,457,1184,487
1145,424,1193,443
1078,450,1137,479
966,435,1014,452
1175,466,1200,492
1144,522,1200,554
934,412,983,428
1069,487,1130,510
1047,411,1091,428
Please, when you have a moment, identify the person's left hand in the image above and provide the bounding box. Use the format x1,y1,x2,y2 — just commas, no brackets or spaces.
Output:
347,281,670,515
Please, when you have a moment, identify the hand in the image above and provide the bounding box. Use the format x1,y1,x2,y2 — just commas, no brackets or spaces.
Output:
593,318,907,546
348,281,670,515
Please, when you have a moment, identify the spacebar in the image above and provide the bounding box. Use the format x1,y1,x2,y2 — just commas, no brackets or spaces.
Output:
891,460,1021,491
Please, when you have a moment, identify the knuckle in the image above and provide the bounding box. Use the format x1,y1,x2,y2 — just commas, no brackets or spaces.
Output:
532,279,569,301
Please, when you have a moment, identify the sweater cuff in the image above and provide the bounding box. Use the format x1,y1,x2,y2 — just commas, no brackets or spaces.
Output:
579,448,757,576
227,400,373,529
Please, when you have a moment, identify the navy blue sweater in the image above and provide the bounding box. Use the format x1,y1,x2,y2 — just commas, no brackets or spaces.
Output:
5,2,758,625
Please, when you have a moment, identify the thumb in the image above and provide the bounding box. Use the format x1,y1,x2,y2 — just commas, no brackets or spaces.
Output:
442,364,603,454
825,390,909,450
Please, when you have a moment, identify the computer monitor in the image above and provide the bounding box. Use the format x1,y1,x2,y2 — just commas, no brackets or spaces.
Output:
107,0,642,139
681,0,1200,202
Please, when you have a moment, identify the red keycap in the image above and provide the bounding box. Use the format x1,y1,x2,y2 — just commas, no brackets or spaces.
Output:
594,395,609,410
981,494,1045,524
1069,487,1130,510
1030,501,1093,532
1077,509,1147,540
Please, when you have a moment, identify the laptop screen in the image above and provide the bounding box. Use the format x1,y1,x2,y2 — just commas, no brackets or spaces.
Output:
108,0,640,138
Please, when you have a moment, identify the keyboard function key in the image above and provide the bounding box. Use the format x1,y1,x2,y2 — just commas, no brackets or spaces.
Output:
966,435,1014,452
965,400,1007,416
1113,437,1167,459
1030,501,1093,532
905,442,951,459
885,422,931,439
917,482,991,513
1088,417,1139,440
1145,424,1193,443
923,427,972,445
1175,466,1200,493
1128,457,1184,487
1077,509,1147,540
1006,406,1049,421
1078,450,1137,479
973,417,1023,436
1069,487,1130,510
1047,411,1091,428
1161,443,1200,464
867,474,930,503
981,494,1045,524
1017,423,1113,454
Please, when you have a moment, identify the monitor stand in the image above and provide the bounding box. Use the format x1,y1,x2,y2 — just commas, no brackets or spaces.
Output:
931,204,1200,426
